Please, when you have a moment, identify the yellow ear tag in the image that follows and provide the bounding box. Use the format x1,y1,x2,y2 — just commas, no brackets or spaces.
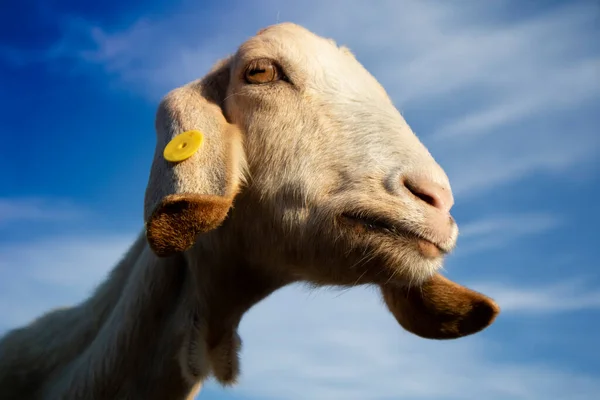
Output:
163,130,204,162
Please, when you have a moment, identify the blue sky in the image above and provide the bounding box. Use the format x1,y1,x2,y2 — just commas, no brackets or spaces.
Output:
1,0,599,399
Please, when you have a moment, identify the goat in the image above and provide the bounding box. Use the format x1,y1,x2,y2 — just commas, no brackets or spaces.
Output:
0,23,500,399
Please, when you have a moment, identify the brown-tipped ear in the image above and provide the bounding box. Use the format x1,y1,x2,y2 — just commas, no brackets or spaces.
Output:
380,273,500,340
144,58,246,257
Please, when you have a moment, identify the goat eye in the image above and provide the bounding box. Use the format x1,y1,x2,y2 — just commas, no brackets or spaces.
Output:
244,59,282,84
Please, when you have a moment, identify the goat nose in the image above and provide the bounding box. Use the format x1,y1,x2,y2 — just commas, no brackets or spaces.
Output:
403,176,454,213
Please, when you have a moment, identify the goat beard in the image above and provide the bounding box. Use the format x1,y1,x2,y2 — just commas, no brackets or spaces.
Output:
379,273,500,340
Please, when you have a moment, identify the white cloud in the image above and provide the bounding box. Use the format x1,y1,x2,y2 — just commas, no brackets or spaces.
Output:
470,278,600,314
0,197,88,225
459,214,561,239
383,2,600,106
74,16,243,97
0,233,133,329
431,58,600,141
453,213,562,256
438,137,598,199
2,234,134,288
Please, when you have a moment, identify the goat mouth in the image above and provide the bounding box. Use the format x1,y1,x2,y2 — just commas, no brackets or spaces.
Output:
339,212,447,259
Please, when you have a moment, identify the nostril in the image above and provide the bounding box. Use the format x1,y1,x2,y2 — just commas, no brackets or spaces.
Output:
407,184,437,207
403,178,453,212
405,181,440,208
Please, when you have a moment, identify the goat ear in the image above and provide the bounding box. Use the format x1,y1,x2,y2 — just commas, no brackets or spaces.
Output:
144,59,246,257
380,273,500,339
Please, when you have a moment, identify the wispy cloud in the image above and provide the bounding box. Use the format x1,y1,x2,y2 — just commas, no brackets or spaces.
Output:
74,16,241,97
470,278,600,314
459,214,562,239
431,58,600,141
0,197,88,226
0,232,133,330
438,134,598,199
454,212,562,256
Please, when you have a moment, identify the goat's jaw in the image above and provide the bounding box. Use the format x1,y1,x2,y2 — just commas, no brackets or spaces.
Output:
335,211,454,284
